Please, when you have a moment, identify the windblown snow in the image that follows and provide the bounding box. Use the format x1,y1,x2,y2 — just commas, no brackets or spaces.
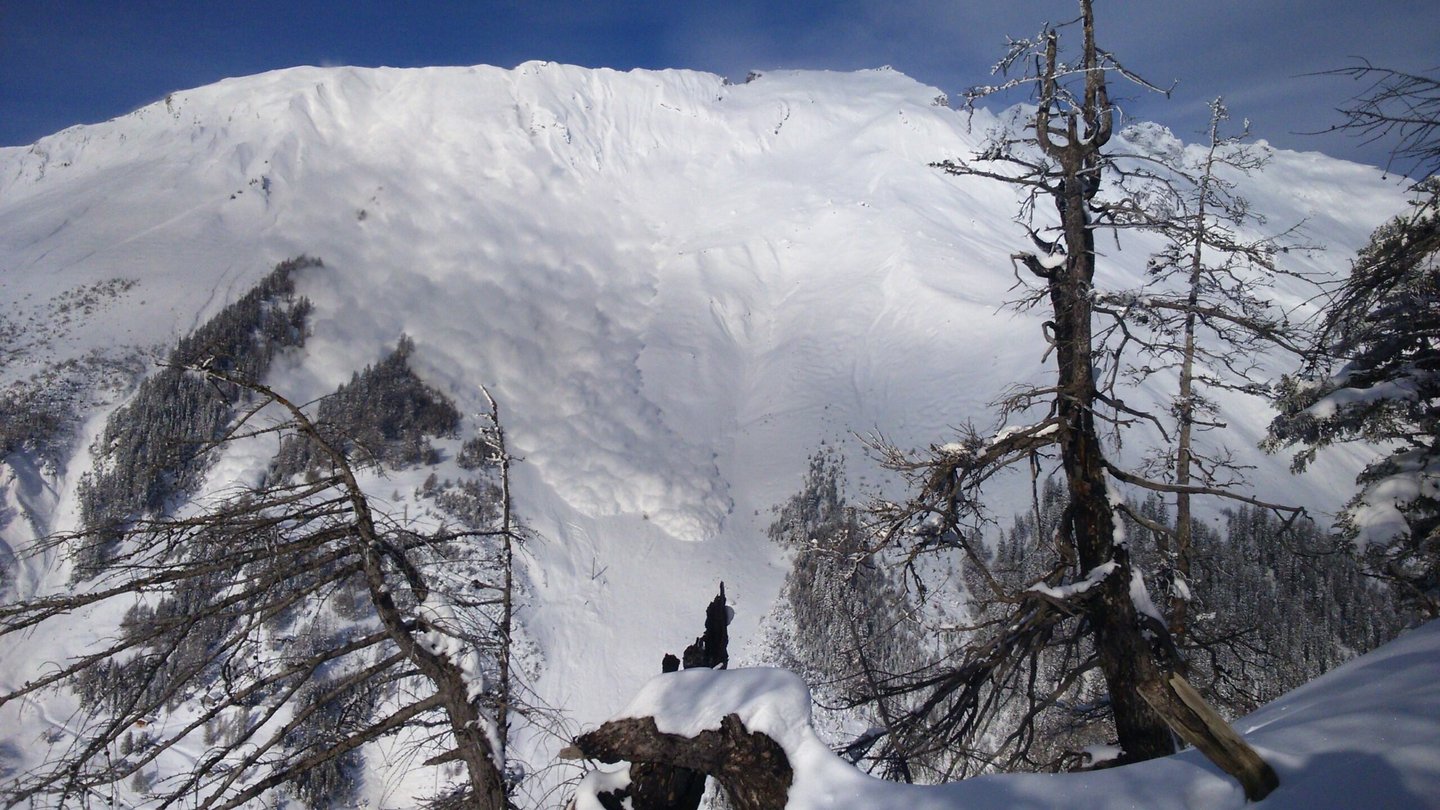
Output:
0,62,1420,806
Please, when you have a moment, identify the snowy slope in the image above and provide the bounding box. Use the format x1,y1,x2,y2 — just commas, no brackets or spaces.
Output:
0,62,1413,802
583,619,1440,809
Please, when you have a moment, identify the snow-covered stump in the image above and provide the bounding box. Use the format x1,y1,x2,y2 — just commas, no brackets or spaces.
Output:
595,584,734,809
566,668,820,810
574,714,792,810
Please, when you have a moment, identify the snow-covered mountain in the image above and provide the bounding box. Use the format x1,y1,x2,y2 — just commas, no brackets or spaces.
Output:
0,63,1416,805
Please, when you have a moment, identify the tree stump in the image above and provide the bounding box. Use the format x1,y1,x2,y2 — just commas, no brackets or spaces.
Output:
575,714,792,810
595,584,732,809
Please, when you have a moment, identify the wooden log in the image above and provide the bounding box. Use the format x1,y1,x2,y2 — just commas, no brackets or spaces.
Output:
1138,672,1279,802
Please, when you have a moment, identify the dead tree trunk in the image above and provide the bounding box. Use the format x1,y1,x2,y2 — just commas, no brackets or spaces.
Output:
1027,9,1177,762
574,715,792,810
203,371,511,810
1138,674,1279,802
916,1,1279,795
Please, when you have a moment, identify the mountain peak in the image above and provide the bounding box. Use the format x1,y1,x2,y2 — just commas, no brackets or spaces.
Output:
0,62,1411,782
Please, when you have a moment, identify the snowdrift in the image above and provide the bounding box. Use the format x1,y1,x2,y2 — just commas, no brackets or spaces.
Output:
581,621,1440,809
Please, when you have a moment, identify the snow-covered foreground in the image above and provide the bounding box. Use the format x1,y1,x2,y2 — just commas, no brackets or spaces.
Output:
0,62,1417,804
582,621,1440,809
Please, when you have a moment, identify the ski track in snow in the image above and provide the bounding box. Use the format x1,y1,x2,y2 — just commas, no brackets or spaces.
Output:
0,62,1416,806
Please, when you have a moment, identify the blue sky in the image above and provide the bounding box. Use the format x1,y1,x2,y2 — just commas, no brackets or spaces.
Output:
3,1,1437,172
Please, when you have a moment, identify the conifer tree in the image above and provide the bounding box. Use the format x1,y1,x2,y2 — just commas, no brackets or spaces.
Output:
1269,180,1440,616
1269,61,1440,618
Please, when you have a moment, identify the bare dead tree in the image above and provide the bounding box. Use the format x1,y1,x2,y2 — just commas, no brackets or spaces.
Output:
1313,60,1440,179
0,367,515,809
480,384,519,775
1095,98,1316,643
926,0,1178,762
861,1,1277,799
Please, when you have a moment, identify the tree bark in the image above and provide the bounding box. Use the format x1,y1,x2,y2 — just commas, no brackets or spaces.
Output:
575,715,792,810
1034,0,1177,763
1138,674,1279,801
1046,131,1177,768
